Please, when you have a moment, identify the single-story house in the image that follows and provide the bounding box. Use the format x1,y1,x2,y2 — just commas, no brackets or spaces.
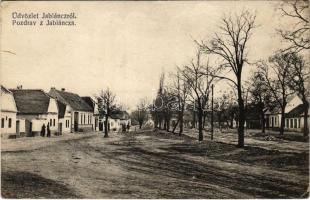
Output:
265,95,309,132
109,111,131,132
10,89,59,136
0,85,19,138
285,104,306,132
48,88,94,132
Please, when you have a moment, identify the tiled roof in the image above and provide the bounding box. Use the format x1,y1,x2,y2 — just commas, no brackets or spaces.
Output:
285,104,305,118
111,111,130,120
1,85,11,94
82,97,95,110
49,89,93,112
57,100,67,118
10,89,50,114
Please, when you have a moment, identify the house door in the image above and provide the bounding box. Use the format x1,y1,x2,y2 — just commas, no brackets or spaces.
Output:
74,112,79,132
16,120,20,136
25,121,33,137
59,123,62,135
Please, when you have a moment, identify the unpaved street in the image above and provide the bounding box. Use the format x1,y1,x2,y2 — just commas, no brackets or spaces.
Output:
1,131,309,198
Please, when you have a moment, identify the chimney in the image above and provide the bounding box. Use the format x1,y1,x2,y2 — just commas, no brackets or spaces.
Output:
61,88,65,91
51,87,55,90
17,85,22,89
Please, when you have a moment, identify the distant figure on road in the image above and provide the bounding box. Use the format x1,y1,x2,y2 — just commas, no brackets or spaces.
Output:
47,124,51,137
127,123,130,132
122,124,126,132
41,124,46,137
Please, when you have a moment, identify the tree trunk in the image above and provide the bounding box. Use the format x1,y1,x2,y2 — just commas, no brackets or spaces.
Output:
279,105,286,136
237,76,245,148
172,119,179,134
261,110,265,134
104,116,109,138
166,119,170,132
198,105,203,141
179,110,184,136
303,100,309,137
139,123,142,129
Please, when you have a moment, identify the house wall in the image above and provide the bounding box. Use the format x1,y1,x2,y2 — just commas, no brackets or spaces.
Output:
16,118,26,136
0,111,17,137
18,113,59,135
284,117,302,132
109,118,121,131
1,90,17,137
268,114,281,128
92,115,99,131
59,116,71,133
1,90,17,112
71,111,94,132
45,113,59,132
79,111,93,131
59,105,71,134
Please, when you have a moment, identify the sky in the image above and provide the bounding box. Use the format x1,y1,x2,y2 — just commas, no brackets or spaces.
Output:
1,1,299,110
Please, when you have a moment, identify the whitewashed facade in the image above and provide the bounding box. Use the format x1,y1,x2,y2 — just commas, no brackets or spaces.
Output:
0,86,18,138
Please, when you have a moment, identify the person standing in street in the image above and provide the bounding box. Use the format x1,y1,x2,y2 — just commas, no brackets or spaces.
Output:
41,124,46,137
47,123,51,137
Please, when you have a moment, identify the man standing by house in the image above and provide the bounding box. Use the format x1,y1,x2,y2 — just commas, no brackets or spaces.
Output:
47,123,51,137
41,124,46,137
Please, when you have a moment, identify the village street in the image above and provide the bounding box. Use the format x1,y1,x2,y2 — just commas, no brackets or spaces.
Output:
1,130,309,198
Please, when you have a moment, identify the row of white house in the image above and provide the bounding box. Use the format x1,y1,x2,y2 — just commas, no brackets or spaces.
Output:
265,95,309,132
0,85,131,138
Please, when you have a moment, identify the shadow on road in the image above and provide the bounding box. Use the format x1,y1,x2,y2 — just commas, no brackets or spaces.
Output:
1,171,79,198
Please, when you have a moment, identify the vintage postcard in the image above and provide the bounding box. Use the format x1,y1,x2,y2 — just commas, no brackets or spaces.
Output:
0,0,309,199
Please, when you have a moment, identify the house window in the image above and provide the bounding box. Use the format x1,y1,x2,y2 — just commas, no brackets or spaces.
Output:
298,118,301,128
1,118,4,128
84,114,86,124
53,119,56,126
50,119,53,127
294,119,297,128
8,118,12,128
290,119,293,128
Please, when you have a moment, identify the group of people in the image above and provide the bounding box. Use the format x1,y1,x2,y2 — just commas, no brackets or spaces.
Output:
40,123,51,137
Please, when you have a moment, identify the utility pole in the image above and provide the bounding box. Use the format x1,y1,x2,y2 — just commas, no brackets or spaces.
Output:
211,84,214,140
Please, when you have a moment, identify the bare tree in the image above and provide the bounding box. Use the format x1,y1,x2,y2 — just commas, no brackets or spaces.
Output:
151,73,165,129
97,88,117,138
214,94,230,131
169,69,190,135
247,70,272,133
278,0,309,52
132,98,149,129
197,10,257,147
258,52,295,136
287,52,309,137
180,50,215,141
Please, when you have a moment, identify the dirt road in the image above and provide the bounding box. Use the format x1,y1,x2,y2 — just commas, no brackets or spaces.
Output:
1,131,309,198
